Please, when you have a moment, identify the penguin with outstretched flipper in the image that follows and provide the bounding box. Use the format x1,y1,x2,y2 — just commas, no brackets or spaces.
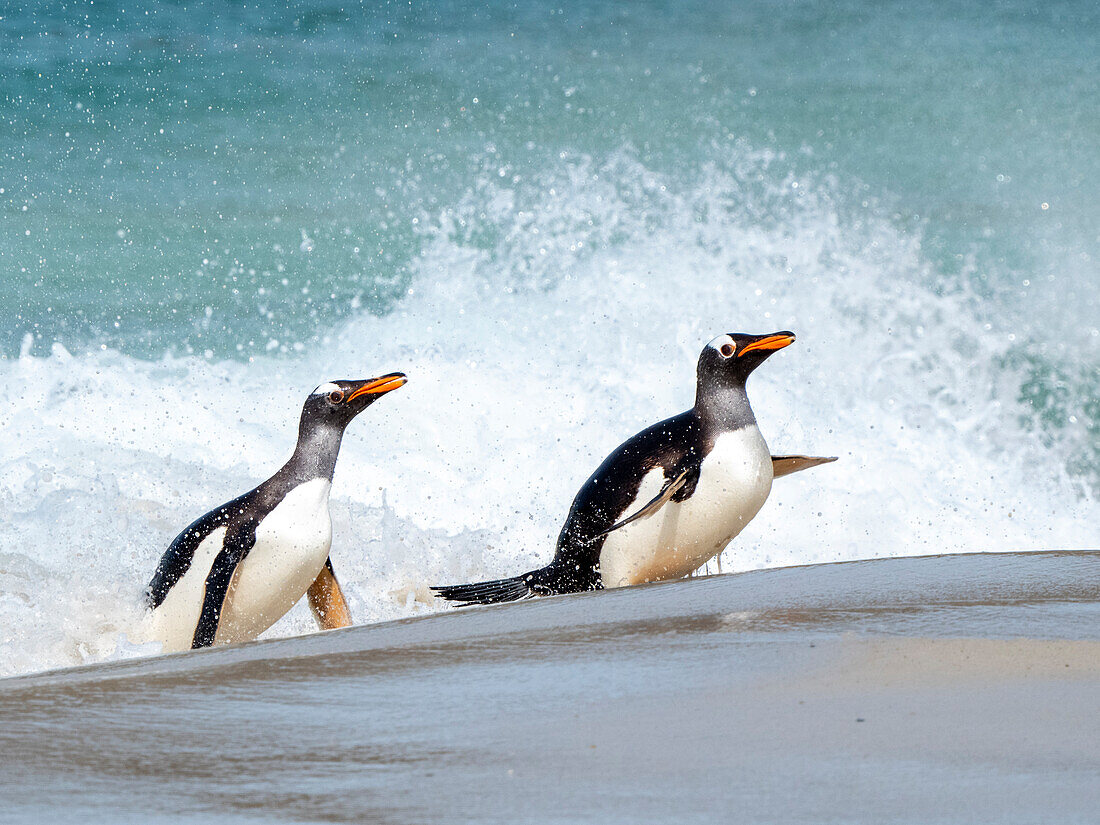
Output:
433,333,835,605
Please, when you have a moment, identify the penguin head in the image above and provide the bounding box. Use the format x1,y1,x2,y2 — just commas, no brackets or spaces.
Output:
301,373,407,430
698,331,795,389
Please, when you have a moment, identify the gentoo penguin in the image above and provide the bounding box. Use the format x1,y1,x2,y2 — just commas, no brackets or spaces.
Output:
145,373,406,651
433,332,835,605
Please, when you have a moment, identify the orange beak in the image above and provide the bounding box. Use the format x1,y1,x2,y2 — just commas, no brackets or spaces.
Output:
346,373,407,402
737,332,795,357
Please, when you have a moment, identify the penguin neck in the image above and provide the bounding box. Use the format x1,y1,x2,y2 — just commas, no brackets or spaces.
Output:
694,379,757,433
283,419,346,484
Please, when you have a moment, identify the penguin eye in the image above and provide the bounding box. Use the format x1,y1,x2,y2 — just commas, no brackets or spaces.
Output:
327,389,345,404
720,343,735,358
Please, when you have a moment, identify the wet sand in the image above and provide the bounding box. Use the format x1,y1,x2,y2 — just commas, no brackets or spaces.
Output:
1,550,1098,824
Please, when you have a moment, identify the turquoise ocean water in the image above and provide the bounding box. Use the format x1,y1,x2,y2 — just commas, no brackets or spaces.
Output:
1,0,1097,675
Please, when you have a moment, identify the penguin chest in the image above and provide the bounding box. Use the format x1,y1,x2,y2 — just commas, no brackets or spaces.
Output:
215,479,334,645
598,427,773,588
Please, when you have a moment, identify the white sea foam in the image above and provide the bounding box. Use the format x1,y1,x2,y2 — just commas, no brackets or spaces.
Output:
1,147,1095,677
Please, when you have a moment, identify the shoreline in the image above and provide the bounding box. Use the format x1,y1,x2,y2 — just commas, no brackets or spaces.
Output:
5,547,1097,686
1,549,1097,823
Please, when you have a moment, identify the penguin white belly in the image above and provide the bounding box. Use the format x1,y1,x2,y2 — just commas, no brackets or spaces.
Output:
146,479,333,653
599,427,773,588
215,479,333,645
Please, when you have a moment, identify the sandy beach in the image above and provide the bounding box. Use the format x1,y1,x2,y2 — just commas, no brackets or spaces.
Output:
2,550,1097,824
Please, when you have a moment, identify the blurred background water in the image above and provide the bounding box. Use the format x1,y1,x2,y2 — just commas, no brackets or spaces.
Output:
0,0,1097,676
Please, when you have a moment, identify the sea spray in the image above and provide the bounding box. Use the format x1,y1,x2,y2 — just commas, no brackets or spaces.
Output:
2,143,1095,677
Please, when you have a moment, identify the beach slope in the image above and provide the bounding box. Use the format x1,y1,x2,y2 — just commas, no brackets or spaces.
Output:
1,550,1098,824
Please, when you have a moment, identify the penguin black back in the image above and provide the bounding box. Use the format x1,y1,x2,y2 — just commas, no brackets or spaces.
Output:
433,410,706,604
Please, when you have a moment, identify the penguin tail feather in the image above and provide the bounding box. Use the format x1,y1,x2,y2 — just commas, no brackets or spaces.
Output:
431,574,535,606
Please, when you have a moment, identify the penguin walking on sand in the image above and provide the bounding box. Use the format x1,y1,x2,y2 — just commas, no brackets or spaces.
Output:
433,332,835,605
145,373,407,651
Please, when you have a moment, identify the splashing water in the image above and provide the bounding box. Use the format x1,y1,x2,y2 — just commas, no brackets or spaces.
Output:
2,144,1096,677
1,0,1097,676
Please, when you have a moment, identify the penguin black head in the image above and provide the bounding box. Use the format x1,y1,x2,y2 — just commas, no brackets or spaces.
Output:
698,331,795,387
300,373,407,432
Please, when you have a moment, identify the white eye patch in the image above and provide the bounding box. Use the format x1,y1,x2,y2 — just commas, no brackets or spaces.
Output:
310,382,341,397
707,335,735,354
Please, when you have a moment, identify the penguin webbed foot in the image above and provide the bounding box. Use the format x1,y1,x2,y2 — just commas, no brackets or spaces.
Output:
307,558,353,630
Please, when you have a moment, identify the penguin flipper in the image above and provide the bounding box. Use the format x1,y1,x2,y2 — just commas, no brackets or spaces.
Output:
771,455,838,478
431,575,535,606
191,520,258,649
307,557,353,630
598,464,698,537
146,506,232,609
